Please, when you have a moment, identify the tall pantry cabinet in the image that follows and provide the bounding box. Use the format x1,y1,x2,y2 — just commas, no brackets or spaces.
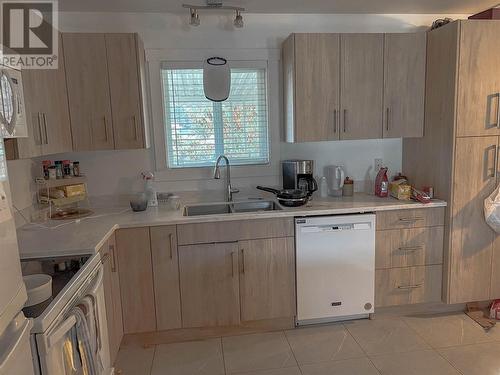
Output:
403,20,500,304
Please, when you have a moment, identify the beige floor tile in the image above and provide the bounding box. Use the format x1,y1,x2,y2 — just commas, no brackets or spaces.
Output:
344,318,430,355
222,331,297,374
285,324,365,364
301,357,380,375
439,342,500,375
114,343,155,375
403,313,500,348
151,338,224,375
370,349,461,375
233,367,302,375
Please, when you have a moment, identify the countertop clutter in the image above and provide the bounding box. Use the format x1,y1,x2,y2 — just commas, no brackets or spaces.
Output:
17,193,446,259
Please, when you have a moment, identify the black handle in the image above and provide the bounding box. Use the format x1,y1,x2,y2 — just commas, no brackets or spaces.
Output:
256,186,280,195
310,178,318,193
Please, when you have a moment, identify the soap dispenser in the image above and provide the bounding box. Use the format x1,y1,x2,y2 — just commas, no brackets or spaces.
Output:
141,171,158,207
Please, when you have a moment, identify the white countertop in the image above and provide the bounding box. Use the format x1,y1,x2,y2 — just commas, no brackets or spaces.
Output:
16,193,446,259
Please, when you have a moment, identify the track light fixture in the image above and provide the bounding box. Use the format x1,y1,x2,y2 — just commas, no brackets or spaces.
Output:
183,1,245,28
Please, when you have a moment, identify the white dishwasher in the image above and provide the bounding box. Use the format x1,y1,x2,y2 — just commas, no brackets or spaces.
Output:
295,214,376,325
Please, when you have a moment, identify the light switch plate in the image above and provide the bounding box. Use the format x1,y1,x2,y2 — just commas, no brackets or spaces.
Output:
374,158,383,172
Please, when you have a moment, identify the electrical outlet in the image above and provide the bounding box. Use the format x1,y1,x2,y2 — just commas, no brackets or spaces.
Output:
374,158,383,171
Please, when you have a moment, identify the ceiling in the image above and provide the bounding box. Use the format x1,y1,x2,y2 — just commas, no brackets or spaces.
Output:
58,0,497,14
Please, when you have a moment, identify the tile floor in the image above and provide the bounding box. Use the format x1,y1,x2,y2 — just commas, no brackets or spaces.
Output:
115,312,500,375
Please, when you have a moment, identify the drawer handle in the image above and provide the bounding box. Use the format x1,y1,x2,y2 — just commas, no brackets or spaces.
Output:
398,217,424,223
398,245,423,252
168,233,174,259
397,284,423,290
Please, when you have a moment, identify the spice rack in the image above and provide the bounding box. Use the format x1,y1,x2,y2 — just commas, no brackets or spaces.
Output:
36,176,90,218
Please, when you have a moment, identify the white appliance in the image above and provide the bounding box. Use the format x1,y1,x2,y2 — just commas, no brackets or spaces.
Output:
325,165,345,197
0,138,35,375
0,65,27,138
295,214,376,325
30,254,111,375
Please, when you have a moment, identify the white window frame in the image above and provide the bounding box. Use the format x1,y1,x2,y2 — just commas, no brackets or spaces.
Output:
147,48,281,182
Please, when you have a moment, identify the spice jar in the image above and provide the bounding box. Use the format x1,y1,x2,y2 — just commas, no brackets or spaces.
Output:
54,161,63,179
342,177,354,197
48,166,57,180
73,161,80,177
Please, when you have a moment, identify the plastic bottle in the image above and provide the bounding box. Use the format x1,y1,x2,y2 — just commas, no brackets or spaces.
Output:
142,172,158,207
375,167,389,197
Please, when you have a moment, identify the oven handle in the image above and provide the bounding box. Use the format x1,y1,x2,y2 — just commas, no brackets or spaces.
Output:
47,314,77,350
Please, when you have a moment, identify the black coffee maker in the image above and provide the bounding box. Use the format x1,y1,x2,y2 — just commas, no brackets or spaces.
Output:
282,160,318,195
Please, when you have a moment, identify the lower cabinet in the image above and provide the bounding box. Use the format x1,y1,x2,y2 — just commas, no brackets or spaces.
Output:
179,242,241,328
116,227,156,333
150,225,182,331
99,233,123,364
239,237,295,322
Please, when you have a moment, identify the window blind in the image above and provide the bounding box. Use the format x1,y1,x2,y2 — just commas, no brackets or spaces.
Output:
161,66,269,168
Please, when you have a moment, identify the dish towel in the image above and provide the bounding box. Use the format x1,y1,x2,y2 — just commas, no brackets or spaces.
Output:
72,307,99,375
79,295,104,373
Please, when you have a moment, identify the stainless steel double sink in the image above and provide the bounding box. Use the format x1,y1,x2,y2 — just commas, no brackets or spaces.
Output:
183,200,282,216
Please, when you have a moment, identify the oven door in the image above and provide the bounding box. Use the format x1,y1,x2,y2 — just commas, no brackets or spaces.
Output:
34,264,111,375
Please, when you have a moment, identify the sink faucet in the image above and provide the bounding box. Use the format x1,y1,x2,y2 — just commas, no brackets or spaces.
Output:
214,155,239,202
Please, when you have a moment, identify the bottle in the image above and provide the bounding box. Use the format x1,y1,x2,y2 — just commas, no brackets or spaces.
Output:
141,172,158,207
73,162,80,177
375,167,389,197
342,177,354,197
319,176,328,198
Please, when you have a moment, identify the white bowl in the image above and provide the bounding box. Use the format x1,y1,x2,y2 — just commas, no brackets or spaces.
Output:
23,274,52,307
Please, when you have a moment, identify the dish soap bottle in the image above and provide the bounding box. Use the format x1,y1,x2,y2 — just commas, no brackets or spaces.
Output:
375,167,389,198
141,172,158,207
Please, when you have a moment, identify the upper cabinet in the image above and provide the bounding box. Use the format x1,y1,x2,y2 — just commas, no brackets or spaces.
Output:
63,33,149,151
456,21,500,137
340,34,384,140
383,33,427,138
283,32,426,143
63,33,115,151
285,34,340,142
5,34,73,159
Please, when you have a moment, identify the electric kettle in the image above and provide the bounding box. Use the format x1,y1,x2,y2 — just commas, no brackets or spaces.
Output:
325,165,345,197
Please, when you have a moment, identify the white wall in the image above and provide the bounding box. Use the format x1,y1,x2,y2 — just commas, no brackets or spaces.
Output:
7,12,467,208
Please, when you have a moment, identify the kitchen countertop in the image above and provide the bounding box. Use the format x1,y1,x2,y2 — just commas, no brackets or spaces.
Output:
16,193,446,259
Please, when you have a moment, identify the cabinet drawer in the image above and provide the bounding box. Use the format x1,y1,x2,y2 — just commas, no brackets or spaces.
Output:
376,207,444,230
177,218,294,245
375,265,442,307
375,226,444,269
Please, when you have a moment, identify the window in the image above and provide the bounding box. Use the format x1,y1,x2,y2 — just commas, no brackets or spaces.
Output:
161,64,269,168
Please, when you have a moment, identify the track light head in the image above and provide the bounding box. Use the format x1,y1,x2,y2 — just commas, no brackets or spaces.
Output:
233,10,243,28
190,8,200,26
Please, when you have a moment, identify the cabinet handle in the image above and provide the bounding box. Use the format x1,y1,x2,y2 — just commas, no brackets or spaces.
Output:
103,116,108,142
343,109,347,133
241,248,245,274
168,233,174,259
42,113,48,145
488,145,498,178
109,244,116,272
386,107,390,132
397,284,423,290
133,115,138,140
398,217,423,223
398,245,423,252
333,109,337,133
36,113,43,146
231,252,235,278
496,93,500,129
100,253,111,265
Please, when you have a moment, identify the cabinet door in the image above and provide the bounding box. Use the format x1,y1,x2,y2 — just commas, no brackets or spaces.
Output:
294,34,340,142
41,34,73,155
340,34,384,140
116,228,156,334
105,34,144,149
457,21,500,137
239,237,295,322
107,234,123,363
63,33,114,151
449,136,497,303
383,33,426,138
150,226,182,331
179,242,240,328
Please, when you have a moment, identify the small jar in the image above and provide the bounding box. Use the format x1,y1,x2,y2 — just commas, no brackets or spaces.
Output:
73,162,80,177
54,161,63,179
342,177,354,197
48,166,57,180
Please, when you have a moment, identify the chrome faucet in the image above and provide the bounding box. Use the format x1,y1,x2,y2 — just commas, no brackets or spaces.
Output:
214,155,239,202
